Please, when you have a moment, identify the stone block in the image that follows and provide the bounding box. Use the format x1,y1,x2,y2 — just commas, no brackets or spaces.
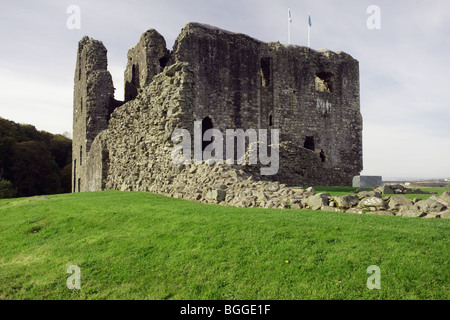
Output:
206,189,226,202
352,176,382,188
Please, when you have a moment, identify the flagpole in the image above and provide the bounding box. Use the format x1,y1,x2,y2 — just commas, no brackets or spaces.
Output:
288,8,291,44
307,11,311,48
308,25,310,48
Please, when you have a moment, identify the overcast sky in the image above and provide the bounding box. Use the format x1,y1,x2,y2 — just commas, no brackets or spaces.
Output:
0,0,449,179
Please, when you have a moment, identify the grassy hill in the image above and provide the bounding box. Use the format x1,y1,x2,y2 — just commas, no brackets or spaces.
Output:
0,190,448,300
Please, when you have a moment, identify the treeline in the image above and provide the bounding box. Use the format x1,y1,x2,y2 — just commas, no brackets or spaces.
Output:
0,117,72,198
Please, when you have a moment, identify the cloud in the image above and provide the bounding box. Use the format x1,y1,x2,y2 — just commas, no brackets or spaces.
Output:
0,0,449,178
0,68,72,134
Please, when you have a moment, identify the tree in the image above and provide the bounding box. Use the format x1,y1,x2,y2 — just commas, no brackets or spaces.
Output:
0,117,72,197
0,179,17,199
10,141,62,196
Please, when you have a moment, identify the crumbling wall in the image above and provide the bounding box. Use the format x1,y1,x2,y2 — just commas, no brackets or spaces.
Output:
173,23,267,131
86,63,195,192
124,29,171,102
171,23,362,185
73,36,123,193
268,44,362,181
76,23,363,197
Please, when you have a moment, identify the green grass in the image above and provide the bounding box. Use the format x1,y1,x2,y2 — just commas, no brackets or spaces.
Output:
313,186,446,200
0,190,448,300
312,186,372,197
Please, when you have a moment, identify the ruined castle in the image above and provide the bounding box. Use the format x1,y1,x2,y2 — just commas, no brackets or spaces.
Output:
72,23,363,202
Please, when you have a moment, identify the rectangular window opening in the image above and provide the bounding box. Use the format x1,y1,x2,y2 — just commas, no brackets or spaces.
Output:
260,57,271,87
304,136,315,151
315,72,334,92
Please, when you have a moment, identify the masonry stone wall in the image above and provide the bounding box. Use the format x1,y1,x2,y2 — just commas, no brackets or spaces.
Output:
171,23,362,184
72,36,122,193
124,29,171,102
73,22,363,200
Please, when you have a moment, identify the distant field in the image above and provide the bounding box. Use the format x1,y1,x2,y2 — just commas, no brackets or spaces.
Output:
0,190,448,300
313,186,448,200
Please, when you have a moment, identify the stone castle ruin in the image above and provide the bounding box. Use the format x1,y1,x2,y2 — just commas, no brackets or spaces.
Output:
72,22,363,207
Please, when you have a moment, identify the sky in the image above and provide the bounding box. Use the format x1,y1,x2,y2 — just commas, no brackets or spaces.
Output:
0,0,449,179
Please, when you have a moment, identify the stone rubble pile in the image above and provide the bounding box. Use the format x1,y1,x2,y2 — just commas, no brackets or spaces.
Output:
159,161,450,219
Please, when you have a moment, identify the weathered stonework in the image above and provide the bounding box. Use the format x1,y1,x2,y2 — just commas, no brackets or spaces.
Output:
72,36,123,193
73,23,363,199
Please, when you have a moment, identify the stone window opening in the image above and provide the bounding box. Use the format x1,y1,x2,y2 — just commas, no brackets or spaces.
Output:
202,116,213,152
159,55,170,69
80,146,83,165
78,178,81,193
268,114,273,127
132,64,139,87
80,97,83,113
73,159,76,193
260,57,271,87
304,136,315,151
315,72,334,92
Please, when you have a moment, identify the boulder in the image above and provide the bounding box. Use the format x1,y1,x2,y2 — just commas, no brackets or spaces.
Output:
321,206,343,212
206,189,226,202
391,184,406,194
346,208,364,214
438,191,450,206
255,190,269,202
414,198,447,213
333,195,360,209
357,190,382,199
377,185,394,194
397,209,426,218
290,203,303,210
441,211,450,219
305,193,330,210
358,197,387,210
388,196,414,211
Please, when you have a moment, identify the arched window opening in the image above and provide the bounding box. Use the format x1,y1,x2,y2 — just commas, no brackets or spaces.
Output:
260,57,271,87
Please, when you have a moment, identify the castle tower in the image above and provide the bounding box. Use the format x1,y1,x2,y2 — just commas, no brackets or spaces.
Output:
72,37,117,192
124,29,170,102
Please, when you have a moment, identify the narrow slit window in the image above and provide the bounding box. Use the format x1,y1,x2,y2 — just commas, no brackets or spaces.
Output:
320,149,326,162
73,159,76,193
260,57,271,87
202,116,213,152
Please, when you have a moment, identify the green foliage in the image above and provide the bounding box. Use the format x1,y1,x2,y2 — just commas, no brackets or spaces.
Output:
0,117,71,197
10,141,61,196
0,191,448,300
0,179,17,198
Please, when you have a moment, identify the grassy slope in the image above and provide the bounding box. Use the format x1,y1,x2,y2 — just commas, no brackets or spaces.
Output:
0,190,448,300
